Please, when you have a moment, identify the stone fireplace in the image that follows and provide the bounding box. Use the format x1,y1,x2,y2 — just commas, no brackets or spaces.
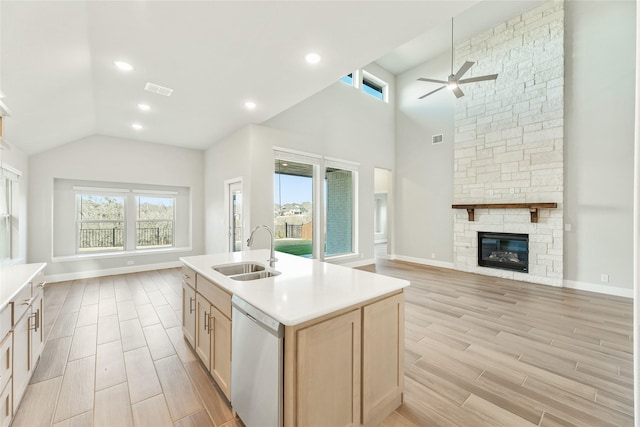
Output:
452,1,564,287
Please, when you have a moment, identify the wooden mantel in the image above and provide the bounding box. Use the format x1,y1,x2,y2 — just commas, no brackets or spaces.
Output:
452,203,558,223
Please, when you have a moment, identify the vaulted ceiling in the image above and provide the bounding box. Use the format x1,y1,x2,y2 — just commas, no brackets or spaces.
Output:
1,1,542,155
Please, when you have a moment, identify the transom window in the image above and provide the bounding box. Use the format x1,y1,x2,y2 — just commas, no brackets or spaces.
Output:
338,69,389,103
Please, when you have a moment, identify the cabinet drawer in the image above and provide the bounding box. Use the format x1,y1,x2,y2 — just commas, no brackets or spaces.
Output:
196,276,231,319
12,285,32,326
182,266,196,289
0,334,10,394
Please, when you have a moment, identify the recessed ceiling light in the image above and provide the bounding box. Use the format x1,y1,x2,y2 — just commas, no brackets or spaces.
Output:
132,123,143,130
245,101,257,110
114,61,134,71
305,52,321,64
137,103,151,111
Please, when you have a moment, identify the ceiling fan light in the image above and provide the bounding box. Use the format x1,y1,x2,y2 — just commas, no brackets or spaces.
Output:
447,82,458,91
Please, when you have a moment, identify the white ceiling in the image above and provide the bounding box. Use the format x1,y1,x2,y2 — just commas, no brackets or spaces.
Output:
1,1,543,155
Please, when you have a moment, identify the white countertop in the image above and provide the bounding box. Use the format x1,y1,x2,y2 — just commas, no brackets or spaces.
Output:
180,250,409,326
0,263,46,310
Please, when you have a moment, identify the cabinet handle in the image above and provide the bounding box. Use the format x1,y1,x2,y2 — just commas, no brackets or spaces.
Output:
29,313,37,331
183,274,191,281
208,314,214,333
189,297,195,314
204,311,209,332
21,297,35,306
37,282,45,288
35,309,40,332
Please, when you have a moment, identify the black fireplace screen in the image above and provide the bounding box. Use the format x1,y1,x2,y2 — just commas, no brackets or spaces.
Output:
478,232,529,273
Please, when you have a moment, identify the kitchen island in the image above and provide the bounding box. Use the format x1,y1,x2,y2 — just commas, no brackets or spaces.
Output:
181,250,408,427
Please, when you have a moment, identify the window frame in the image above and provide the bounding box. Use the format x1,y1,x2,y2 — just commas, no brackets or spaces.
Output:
134,193,177,250
274,148,359,261
0,163,21,264
361,70,389,102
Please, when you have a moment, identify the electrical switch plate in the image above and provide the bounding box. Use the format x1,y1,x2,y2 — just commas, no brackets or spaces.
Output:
564,224,572,231
600,274,609,283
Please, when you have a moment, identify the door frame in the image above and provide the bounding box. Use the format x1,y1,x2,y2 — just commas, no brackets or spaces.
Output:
224,177,244,252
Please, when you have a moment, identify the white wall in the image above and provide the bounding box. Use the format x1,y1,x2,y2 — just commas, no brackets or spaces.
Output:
564,0,636,293
204,64,397,262
261,63,397,263
29,135,205,279
394,0,636,294
395,50,456,263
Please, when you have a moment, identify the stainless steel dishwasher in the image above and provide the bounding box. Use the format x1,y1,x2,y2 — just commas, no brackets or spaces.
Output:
231,295,284,427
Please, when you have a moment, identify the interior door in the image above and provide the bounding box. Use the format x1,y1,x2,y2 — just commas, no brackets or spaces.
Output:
227,181,243,252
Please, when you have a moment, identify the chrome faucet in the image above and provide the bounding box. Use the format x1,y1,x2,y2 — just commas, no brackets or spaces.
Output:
246,225,277,267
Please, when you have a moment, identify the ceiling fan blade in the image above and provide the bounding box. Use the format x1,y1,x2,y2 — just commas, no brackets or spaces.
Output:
452,86,465,98
417,77,448,84
458,74,499,84
452,61,474,80
418,85,446,99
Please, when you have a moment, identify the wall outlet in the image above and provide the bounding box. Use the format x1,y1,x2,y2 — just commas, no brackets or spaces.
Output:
564,224,572,231
600,274,609,283
127,260,134,266
431,253,436,259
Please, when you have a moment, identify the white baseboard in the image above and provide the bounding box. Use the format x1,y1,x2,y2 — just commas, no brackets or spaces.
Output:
389,254,455,270
342,258,376,268
563,280,633,298
45,261,182,283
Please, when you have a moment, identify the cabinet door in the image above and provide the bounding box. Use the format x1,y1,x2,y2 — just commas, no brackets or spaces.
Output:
362,292,404,426
12,311,30,414
182,282,197,348
210,307,231,400
30,293,44,371
295,309,361,427
195,294,211,369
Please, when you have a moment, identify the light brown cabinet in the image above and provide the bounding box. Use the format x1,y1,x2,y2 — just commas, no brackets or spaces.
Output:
209,306,231,400
362,292,404,426
182,280,196,348
284,291,404,427
195,293,211,368
183,269,233,401
290,309,361,427
12,303,30,413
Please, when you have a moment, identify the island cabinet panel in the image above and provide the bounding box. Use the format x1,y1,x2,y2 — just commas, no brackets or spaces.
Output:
195,294,212,368
0,378,11,427
288,309,362,427
182,281,196,347
210,306,231,400
362,293,405,427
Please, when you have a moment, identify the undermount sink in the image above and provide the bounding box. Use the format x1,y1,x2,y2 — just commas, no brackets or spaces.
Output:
230,270,281,281
213,262,266,276
212,261,281,281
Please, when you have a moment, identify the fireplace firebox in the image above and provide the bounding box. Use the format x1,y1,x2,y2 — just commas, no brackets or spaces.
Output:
478,232,529,273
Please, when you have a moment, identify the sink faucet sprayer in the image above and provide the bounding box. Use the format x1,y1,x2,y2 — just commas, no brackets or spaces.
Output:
246,225,277,268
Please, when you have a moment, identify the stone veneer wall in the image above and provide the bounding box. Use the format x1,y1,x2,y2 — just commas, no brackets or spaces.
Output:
453,0,564,286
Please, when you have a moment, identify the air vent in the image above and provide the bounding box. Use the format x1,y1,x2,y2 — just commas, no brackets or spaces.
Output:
144,82,174,97
432,133,443,145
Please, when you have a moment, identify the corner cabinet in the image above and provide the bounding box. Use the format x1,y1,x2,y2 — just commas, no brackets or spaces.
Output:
0,263,46,426
284,291,404,427
181,266,233,401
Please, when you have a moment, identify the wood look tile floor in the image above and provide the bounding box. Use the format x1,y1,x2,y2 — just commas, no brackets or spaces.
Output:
12,261,633,426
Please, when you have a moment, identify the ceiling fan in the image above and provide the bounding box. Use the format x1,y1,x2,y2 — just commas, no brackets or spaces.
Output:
417,18,498,99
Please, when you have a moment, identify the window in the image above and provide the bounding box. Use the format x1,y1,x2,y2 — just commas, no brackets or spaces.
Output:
274,149,358,260
0,164,20,263
77,193,126,252
324,167,354,256
53,179,188,258
136,196,175,249
362,71,388,102
274,158,315,258
340,73,354,86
